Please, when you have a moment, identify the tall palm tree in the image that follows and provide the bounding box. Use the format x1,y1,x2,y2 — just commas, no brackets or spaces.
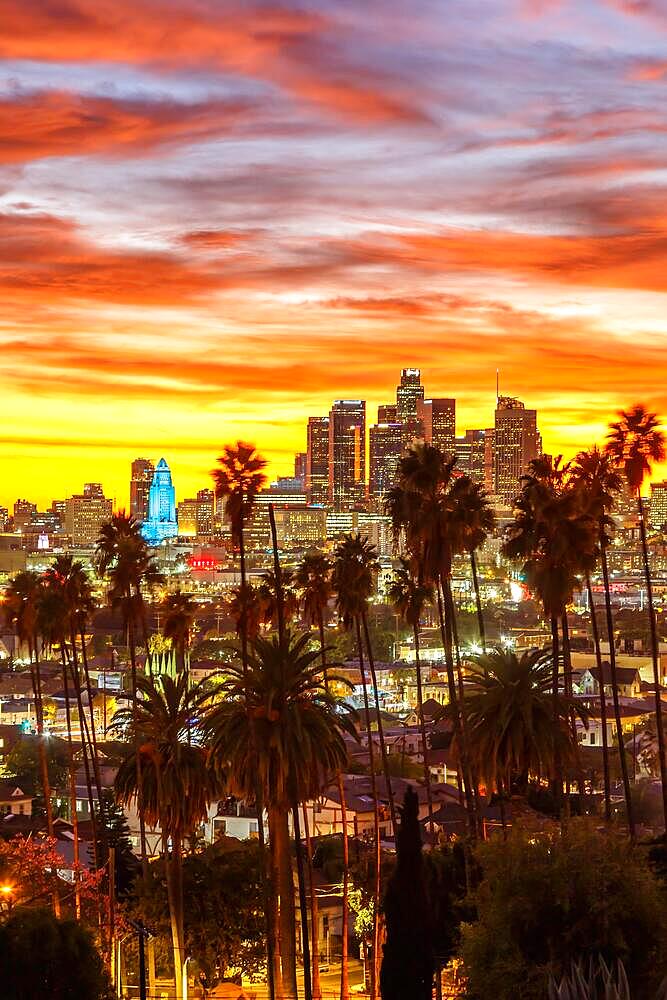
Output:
449,476,496,649
462,647,588,812
332,534,389,1000
387,559,436,835
571,447,630,828
227,583,264,644
386,444,477,830
607,404,667,832
113,673,222,1000
211,443,279,997
96,513,161,865
162,589,196,677
294,550,337,1000
3,573,55,842
206,631,355,1000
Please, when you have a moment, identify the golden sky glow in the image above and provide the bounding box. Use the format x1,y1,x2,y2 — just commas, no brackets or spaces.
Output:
2,0,667,508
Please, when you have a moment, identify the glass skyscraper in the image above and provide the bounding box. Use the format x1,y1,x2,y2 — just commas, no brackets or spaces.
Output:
142,458,178,544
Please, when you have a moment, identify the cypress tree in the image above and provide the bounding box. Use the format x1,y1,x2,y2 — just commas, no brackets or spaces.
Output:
380,787,434,999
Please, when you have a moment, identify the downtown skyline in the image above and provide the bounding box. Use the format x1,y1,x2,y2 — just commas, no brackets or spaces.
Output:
2,1,667,505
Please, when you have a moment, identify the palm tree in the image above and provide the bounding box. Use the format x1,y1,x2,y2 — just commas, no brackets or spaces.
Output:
162,589,196,677
206,631,355,1000
211,443,280,997
386,444,477,830
571,447,629,828
3,573,55,842
294,550,337,1000
113,673,222,1000
35,574,83,917
259,569,299,629
449,476,496,649
607,405,667,832
387,559,436,835
462,647,588,819
227,583,264,643
96,513,161,865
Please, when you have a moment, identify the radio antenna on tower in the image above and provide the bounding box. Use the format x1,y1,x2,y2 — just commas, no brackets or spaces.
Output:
496,368,499,404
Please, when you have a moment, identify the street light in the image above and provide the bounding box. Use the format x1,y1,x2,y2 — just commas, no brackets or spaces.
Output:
0,884,15,913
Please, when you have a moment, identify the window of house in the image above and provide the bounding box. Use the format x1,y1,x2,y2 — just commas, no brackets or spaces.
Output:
590,732,596,745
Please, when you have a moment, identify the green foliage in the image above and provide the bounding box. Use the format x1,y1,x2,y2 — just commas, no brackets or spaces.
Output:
91,790,139,899
461,824,667,1000
5,735,68,797
127,842,265,983
0,906,109,1000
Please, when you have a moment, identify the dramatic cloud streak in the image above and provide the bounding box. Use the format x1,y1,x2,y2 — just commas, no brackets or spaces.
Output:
1,0,667,505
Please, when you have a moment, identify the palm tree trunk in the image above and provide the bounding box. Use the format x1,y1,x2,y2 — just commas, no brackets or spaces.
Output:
585,574,611,821
271,805,298,1000
268,505,286,642
550,616,564,819
128,615,149,868
66,640,99,866
470,550,486,649
361,613,397,837
59,646,81,917
302,805,321,1000
30,642,59,918
600,537,635,839
162,822,184,1000
79,625,107,822
291,790,313,1000
637,491,667,831
436,579,476,835
561,614,587,810
355,617,380,1000
414,626,435,838
317,612,349,1000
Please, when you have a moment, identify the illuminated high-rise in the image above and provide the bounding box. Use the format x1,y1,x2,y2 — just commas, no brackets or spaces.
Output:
455,428,490,484
64,485,112,546
130,458,154,523
369,422,403,508
378,403,397,423
494,396,539,504
396,368,424,445
329,400,366,510
294,452,307,481
306,416,330,506
142,458,178,544
417,398,456,456
650,481,667,529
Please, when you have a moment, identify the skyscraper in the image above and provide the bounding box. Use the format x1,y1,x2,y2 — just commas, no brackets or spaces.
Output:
142,458,178,544
64,486,112,546
13,499,37,532
417,397,456,456
369,422,403,508
329,400,366,510
396,368,424,445
650,481,667,529
306,416,330,506
130,458,155,523
294,452,307,481
378,403,397,423
455,428,488,483
493,396,539,504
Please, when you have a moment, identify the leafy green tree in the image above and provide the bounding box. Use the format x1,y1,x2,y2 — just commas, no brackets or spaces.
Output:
380,788,433,1000
128,841,265,986
5,736,68,800
91,790,139,899
0,906,109,1000
462,824,667,1000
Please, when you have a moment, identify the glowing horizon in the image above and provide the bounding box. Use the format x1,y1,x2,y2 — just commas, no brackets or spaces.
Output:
2,1,667,509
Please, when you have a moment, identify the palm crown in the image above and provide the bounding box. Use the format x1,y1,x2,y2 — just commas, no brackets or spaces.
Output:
606,404,666,493
212,442,267,538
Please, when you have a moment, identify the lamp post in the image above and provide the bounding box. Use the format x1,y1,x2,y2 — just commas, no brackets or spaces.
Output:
0,884,14,914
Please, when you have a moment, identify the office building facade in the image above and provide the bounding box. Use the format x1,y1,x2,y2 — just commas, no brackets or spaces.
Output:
306,416,330,506
417,397,456,456
329,400,366,510
493,396,539,505
130,458,155,523
369,422,403,508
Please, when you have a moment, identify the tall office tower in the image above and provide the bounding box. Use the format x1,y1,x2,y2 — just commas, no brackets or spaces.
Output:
142,458,178,544
396,368,424,444
0,507,8,531
378,403,397,423
130,458,155,523
196,488,215,535
455,429,488,482
329,400,366,510
369,422,403,508
306,416,330,506
649,481,667,529
13,500,37,532
64,488,113,546
494,396,539,505
294,452,307,481
417,398,456,456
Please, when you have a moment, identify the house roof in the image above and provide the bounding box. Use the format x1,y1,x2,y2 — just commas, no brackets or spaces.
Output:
590,664,641,686
0,778,31,802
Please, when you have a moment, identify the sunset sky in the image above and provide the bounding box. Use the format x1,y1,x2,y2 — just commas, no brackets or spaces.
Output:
2,0,667,509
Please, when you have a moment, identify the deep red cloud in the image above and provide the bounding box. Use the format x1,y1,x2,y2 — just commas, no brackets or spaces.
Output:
0,91,254,163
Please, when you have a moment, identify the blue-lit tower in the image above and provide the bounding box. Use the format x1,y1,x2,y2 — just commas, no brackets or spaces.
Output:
142,458,178,544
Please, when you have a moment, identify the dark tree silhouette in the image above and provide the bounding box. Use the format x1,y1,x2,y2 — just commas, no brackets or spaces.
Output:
380,787,433,1000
